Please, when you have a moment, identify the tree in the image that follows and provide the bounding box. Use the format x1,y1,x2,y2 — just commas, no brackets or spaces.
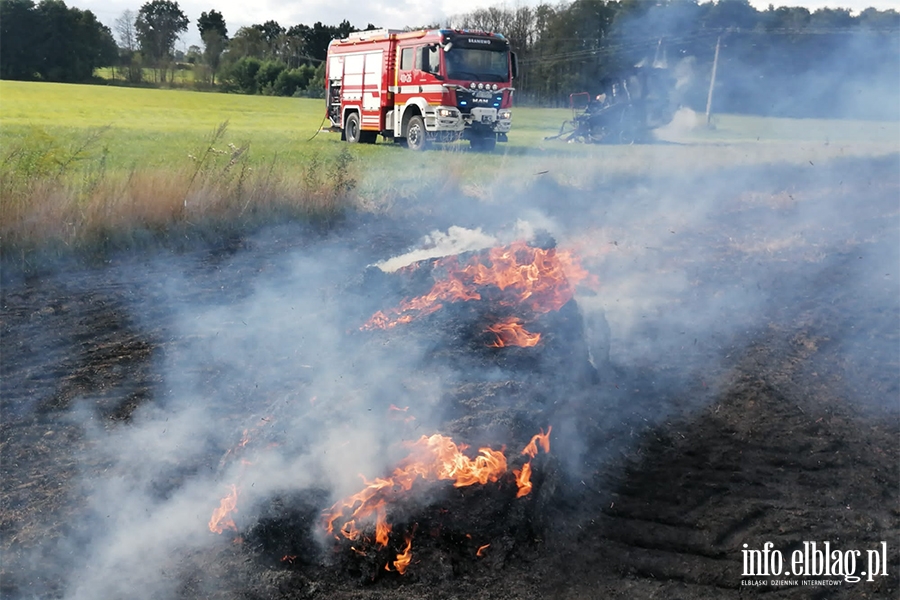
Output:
857,7,900,30
135,0,188,82
198,9,226,83
115,9,142,82
229,26,267,59
197,9,226,38
186,44,201,63
201,30,226,83
255,20,284,50
115,9,137,51
702,0,758,31
304,21,346,61
0,0,40,79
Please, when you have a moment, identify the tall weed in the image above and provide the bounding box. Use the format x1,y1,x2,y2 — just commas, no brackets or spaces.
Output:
0,124,358,253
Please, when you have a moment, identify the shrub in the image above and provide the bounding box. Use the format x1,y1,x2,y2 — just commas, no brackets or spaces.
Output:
273,64,316,97
255,60,287,95
225,56,262,94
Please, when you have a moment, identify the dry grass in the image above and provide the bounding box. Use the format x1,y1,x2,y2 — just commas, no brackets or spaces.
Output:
0,123,357,253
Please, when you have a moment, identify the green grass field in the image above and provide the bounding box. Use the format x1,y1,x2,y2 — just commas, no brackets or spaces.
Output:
2,79,897,173
94,66,200,85
1,80,897,252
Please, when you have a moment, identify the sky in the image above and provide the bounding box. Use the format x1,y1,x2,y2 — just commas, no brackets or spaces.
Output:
69,0,898,50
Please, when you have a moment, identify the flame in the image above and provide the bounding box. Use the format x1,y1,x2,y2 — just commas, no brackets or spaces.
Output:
513,462,533,498
363,242,589,331
486,317,541,348
476,543,490,557
375,506,391,547
392,537,413,574
210,417,282,535
515,426,551,498
219,428,251,468
340,519,361,541
209,485,239,533
324,434,508,542
325,428,551,573
522,426,552,459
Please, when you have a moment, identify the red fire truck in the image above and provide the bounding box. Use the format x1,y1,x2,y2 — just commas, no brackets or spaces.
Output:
325,29,517,151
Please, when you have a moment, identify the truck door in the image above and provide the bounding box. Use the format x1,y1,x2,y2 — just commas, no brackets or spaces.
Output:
415,45,441,86
398,46,415,91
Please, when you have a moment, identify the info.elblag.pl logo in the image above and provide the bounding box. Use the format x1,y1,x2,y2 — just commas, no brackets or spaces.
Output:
741,541,890,586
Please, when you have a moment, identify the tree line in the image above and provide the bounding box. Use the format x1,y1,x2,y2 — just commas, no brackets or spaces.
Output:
1,0,117,81
1,0,898,116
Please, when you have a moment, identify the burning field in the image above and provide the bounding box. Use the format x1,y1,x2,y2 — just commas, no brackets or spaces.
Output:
1,153,898,599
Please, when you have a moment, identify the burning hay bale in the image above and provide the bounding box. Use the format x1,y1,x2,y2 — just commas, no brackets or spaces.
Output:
320,428,553,581
207,428,557,583
359,239,603,386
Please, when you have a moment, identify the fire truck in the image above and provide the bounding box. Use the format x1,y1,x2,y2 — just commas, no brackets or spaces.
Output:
324,28,517,151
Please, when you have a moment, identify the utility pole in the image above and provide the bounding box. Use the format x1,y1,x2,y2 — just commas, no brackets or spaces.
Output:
653,38,663,66
705,35,721,126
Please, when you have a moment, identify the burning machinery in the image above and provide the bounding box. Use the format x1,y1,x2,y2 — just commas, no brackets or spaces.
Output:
546,67,676,144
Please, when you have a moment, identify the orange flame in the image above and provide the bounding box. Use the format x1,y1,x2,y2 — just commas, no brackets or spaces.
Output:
522,426,552,459
363,242,589,331
486,318,541,348
209,485,239,533
340,519,361,540
375,506,391,547
513,462,533,498
325,428,551,573
219,429,251,468
324,434,508,542
515,426,551,498
476,543,490,557
392,537,413,574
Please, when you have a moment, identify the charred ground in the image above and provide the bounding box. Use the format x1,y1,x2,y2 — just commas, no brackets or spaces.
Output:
1,154,898,599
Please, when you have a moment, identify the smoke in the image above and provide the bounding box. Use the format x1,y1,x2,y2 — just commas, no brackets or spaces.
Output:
3,9,897,598
25,237,456,599
653,106,704,138
609,6,900,121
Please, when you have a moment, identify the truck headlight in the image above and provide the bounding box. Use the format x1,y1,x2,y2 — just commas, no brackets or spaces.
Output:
498,110,512,120
438,108,456,118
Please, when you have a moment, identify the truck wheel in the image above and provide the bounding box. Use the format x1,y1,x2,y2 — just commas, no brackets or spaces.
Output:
345,113,362,143
405,115,428,151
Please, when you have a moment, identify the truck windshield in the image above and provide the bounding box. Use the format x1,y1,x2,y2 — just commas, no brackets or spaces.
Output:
444,48,509,83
